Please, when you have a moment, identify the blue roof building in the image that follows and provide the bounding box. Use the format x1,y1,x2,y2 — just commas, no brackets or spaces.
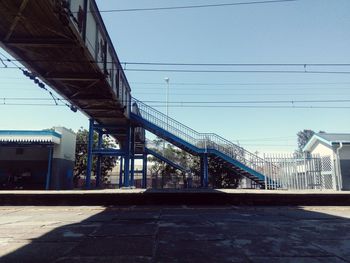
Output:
0,127,76,190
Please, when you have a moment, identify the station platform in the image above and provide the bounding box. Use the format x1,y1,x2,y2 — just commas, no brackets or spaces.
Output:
1,189,350,206
1,205,350,262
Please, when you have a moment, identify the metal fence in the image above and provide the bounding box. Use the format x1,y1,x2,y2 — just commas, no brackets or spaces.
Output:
261,153,339,191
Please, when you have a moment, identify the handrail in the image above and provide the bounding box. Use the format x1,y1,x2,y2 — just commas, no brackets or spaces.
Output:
132,97,277,181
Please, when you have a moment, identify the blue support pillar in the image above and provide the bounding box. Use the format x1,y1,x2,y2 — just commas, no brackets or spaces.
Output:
123,125,131,187
130,126,135,186
200,154,209,188
119,157,123,188
130,157,135,187
45,146,53,190
86,118,94,189
95,131,103,188
142,153,148,188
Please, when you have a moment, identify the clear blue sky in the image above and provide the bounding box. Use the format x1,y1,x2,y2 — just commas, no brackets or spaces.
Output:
1,0,350,154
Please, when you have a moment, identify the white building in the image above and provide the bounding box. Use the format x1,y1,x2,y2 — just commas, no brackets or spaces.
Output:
303,133,350,190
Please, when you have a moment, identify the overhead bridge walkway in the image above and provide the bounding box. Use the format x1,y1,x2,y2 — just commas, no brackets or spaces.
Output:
0,0,143,147
131,99,271,188
0,0,145,188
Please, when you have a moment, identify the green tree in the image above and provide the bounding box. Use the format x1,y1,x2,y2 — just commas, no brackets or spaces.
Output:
208,159,242,188
74,128,117,188
148,142,184,188
297,129,315,153
148,139,242,189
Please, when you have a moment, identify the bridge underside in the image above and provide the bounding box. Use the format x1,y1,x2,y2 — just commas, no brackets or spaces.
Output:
0,0,129,143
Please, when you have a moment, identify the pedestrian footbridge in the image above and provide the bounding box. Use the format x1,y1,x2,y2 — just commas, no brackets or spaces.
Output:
0,0,273,189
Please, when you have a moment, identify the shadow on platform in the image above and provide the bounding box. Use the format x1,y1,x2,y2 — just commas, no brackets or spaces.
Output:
1,204,350,262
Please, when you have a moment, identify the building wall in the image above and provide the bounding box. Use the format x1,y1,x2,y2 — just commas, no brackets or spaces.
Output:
50,158,74,190
0,146,48,161
53,127,76,161
309,141,334,159
339,145,350,190
47,127,76,190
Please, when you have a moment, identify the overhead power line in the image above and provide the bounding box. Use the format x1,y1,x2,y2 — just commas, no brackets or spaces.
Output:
123,62,350,67
2,66,350,75
2,98,350,104
1,103,349,109
0,51,78,112
2,56,350,75
0,103,66,107
130,81,350,86
148,105,350,109
141,99,350,104
2,97,350,109
235,136,295,141
135,92,350,96
3,57,350,68
240,143,295,146
124,68,350,74
1,101,350,109
97,0,298,13
3,65,350,75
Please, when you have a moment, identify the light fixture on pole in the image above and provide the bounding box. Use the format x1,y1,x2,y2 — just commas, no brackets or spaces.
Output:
163,77,170,153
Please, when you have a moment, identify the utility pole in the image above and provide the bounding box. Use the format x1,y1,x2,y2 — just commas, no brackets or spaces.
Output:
164,77,170,124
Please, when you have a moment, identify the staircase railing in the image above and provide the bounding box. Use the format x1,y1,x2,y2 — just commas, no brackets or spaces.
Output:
132,98,275,183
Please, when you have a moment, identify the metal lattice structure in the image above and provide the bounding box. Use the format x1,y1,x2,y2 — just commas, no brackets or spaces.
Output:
262,153,339,191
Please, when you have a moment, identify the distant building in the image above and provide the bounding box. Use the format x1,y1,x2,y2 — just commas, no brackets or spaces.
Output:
303,133,350,190
0,127,76,190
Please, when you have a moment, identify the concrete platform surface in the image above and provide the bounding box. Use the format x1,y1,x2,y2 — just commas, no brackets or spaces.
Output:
1,189,350,206
1,205,350,262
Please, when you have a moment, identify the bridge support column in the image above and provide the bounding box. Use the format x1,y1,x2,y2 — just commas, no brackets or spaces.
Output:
119,157,123,188
86,118,94,189
200,154,209,188
45,146,53,190
130,126,135,187
95,131,103,188
123,125,131,187
142,153,148,188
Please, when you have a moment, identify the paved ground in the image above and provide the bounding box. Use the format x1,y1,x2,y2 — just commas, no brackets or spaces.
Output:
0,206,350,262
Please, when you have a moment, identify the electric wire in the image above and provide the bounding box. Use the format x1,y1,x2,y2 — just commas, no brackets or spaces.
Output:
0,104,349,109
134,94,350,96
124,68,350,74
130,81,350,86
4,58,350,67
3,65,350,74
2,55,350,76
0,51,78,112
97,0,298,13
132,99,350,104
0,57,7,68
123,62,350,67
2,97,350,104
142,105,350,109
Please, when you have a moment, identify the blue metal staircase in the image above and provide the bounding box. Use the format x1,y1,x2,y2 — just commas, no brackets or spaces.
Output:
131,98,273,188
